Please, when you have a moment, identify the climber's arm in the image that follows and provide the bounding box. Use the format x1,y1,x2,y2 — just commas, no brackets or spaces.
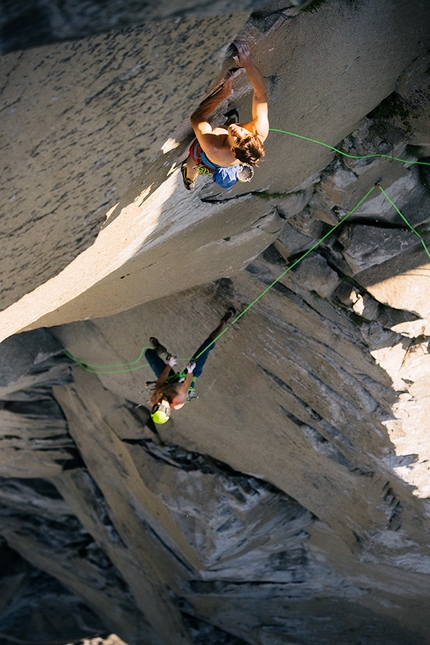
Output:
169,363,195,410
190,78,233,150
233,41,269,141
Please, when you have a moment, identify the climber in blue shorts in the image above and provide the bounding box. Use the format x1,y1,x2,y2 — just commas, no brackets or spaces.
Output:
146,307,236,424
181,41,269,191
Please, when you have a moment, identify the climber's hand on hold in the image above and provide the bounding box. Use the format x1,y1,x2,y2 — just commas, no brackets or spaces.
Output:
168,356,178,367
233,41,253,69
187,361,196,373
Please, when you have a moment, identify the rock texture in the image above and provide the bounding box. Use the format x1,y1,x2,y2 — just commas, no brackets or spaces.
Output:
0,0,268,54
1,1,430,645
2,0,430,338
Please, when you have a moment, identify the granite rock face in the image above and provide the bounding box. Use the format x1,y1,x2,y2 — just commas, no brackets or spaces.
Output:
1,1,430,645
0,544,107,644
0,0,268,54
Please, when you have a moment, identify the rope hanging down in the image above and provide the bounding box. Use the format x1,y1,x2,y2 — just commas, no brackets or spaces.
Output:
64,130,430,374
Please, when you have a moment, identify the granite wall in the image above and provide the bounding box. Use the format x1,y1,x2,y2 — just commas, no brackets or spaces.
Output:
1,1,430,644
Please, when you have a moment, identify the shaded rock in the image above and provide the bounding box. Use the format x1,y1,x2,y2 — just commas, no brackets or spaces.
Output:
339,224,419,274
314,159,357,202
0,329,62,388
340,116,409,176
396,49,430,142
275,185,315,220
310,117,425,225
0,332,76,478
0,0,267,54
182,613,250,645
291,253,340,297
124,438,314,580
0,544,106,644
274,221,316,261
308,187,339,225
351,291,380,320
0,487,149,644
418,156,430,191
349,168,430,227
287,206,325,238
333,281,362,307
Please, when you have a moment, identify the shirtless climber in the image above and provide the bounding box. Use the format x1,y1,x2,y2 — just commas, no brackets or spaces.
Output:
145,307,236,424
181,41,269,191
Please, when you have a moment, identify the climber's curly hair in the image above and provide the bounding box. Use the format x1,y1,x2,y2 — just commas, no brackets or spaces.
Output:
233,133,265,166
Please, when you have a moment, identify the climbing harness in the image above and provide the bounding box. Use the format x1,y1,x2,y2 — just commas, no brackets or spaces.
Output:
64,129,430,375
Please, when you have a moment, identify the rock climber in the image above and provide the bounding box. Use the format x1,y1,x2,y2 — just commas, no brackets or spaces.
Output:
145,307,236,424
181,40,269,191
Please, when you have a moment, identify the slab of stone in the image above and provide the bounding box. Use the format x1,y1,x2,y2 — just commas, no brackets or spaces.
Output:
0,328,62,388
275,185,315,220
340,224,419,274
0,13,248,311
396,49,430,141
355,244,430,319
317,161,421,222
274,222,316,261
418,157,430,191
350,170,430,227
287,206,325,238
0,0,266,53
351,292,380,321
291,253,340,298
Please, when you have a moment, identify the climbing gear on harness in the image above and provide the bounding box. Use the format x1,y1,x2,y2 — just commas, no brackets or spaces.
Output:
194,164,212,176
151,402,171,424
189,139,220,172
187,387,199,402
181,160,195,190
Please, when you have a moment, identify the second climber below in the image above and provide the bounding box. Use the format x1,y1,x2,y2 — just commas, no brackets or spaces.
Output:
181,41,269,191
145,307,236,424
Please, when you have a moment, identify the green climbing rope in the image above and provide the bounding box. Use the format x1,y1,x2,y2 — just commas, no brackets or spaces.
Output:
378,185,430,261
268,128,430,166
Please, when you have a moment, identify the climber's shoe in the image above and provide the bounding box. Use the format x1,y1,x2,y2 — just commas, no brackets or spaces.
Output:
221,306,236,324
150,337,168,356
187,387,199,402
181,160,195,191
